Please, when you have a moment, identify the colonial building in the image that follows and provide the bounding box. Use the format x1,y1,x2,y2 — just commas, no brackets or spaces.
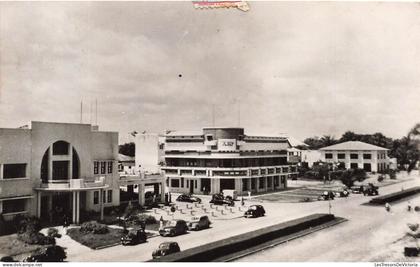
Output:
0,121,120,224
161,127,298,195
319,141,389,172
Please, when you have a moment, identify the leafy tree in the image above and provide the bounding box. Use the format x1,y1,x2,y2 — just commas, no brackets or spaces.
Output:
119,142,135,157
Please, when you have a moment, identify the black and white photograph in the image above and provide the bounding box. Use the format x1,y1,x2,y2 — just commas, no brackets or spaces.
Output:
0,0,419,264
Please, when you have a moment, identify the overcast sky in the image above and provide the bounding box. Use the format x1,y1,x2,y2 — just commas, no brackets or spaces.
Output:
1,1,419,143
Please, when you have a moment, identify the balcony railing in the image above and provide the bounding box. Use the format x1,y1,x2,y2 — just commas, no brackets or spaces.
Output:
40,177,106,190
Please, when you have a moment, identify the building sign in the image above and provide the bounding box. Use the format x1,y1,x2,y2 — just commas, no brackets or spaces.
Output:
218,139,237,151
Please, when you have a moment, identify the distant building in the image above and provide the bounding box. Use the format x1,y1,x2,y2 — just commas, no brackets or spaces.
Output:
0,121,120,224
161,127,298,195
319,141,389,172
301,150,322,168
118,154,135,175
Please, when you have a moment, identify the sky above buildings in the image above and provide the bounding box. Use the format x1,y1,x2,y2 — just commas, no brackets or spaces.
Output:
0,2,419,143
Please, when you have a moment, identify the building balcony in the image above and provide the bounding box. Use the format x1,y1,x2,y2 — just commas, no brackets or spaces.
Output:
37,177,107,191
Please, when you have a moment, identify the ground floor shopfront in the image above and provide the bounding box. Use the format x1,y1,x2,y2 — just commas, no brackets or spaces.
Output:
167,175,290,195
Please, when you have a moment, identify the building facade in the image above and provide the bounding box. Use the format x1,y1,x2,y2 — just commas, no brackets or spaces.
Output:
319,141,389,172
161,127,298,195
0,121,120,224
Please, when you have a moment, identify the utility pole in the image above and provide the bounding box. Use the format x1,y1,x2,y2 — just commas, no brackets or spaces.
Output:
95,99,98,125
212,104,215,127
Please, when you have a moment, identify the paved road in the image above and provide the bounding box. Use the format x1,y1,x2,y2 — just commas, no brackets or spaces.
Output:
67,174,419,262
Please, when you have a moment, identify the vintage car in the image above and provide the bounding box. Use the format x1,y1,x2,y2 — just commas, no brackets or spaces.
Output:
244,205,266,218
187,215,211,231
351,185,363,194
121,229,147,245
176,194,202,203
24,246,66,262
318,191,335,201
159,220,188,237
209,193,235,206
334,189,350,198
362,183,379,196
222,190,238,201
152,242,181,259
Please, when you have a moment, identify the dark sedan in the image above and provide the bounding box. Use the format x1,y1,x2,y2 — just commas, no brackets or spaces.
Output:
152,242,181,259
209,193,234,206
176,194,202,203
244,205,265,218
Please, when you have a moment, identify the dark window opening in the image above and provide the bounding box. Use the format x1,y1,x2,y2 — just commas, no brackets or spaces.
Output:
350,154,359,159
2,199,26,214
53,141,69,155
3,163,26,179
107,190,112,203
107,162,113,174
41,149,49,182
363,154,372,159
181,178,184,187
337,153,346,159
72,148,80,179
100,162,106,174
171,179,180,188
52,161,69,180
350,163,358,169
325,153,333,159
94,162,99,174
93,191,99,205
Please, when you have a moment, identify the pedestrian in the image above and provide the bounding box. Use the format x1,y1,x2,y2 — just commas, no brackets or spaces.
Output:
408,201,412,212
159,216,164,230
241,196,245,206
248,191,251,199
63,214,69,234
385,202,391,212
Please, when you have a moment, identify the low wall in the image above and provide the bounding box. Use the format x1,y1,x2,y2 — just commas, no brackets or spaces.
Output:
369,187,420,205
150,213,336,262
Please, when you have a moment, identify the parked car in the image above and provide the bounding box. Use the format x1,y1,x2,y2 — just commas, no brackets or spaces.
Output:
318,191,335,201
187,215,211,230
176,194,202,203
222,190,238,200
24,246,66,262
362,183,379,196
121,229,147,245
209,193,235,206
351,186,363,194
159,220,188,237
152,242,180,259
0,255,15,262
334,189,350,198
244,205,266,218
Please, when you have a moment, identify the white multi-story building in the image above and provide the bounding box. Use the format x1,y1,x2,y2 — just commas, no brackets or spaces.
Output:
161,127,298,195
0,121,120,224
319,141,389,172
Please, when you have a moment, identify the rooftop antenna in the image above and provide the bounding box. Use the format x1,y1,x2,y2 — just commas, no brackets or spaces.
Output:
95,99,98,125
80,100,83,123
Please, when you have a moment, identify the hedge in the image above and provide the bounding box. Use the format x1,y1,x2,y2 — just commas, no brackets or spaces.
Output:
370,187,420,205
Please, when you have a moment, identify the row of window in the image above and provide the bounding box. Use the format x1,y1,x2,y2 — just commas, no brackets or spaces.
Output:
325,153,373,160
93,190,113,205
94,161,113,175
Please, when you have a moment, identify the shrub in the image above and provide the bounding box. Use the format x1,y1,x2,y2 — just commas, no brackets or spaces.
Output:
18,231,56,245
13,215,41,234
138,214,157,225
388,169,397,179
80,221,109,234
340,169,366,187
47,228,61,238
377,175,385,182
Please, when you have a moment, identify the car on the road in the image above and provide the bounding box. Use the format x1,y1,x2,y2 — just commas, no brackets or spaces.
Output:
24,246,66,262
187,215,211,230
334,189,350,198
350,186,363,194
159,219,188,237
152,242,181,259
0,255,15,262
318,191,335,201
209,193,235,206
121,229,147,246
362,183,379,196
176,194,202,203
244,205,266,218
